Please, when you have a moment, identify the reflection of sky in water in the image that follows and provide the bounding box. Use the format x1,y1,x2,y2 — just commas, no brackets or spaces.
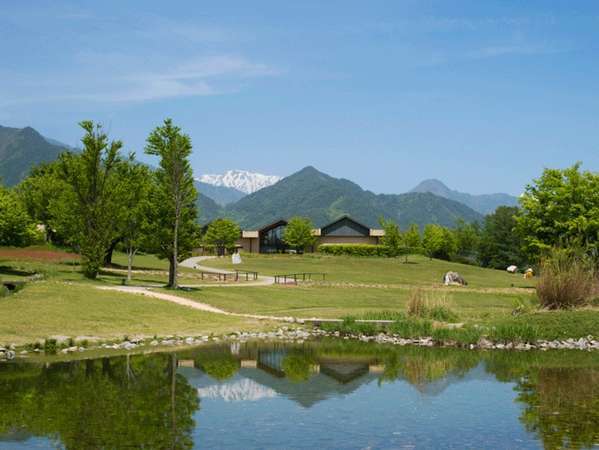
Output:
187,364,542,449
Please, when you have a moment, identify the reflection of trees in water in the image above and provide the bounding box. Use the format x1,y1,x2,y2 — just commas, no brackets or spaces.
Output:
282,350,317,382
380,348,479,387
0,354,199,449
195,348,240,381
515,368,599,450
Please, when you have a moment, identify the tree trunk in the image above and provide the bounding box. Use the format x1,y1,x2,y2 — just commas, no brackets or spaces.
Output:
168,254,177,288
127,246,136,283
103,239,119,267
171,213,179,289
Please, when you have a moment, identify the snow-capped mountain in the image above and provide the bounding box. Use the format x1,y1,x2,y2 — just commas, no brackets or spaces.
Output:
198,170,281,194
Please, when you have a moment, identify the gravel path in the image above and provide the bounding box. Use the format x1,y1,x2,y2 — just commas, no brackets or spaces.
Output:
178,256,276,287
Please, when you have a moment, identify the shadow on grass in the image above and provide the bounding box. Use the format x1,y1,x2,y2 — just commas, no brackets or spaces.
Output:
0,266,36,277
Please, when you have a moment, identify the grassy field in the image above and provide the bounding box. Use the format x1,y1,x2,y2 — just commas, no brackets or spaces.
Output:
202,253,536,288
0,281,270,345
2,247,598,345
175,284,528,320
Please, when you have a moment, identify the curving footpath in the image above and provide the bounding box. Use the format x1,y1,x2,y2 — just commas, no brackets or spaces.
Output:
178,256,275,288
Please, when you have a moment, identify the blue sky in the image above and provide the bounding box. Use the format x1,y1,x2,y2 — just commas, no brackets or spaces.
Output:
1,1,598,195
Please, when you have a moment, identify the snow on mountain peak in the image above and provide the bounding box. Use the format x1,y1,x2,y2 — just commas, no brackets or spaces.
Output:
198,170,281,194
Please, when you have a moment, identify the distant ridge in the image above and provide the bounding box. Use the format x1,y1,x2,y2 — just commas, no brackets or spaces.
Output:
410,179,518,215
0,125,68,186
195,181,245,206
224,166,483,229
199,169,281,194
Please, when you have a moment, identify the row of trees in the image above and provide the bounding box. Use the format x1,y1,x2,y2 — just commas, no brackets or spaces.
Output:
14,119,199,288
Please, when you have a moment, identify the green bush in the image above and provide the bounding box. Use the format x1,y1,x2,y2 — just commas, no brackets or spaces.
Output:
537,248,597,309
407,288,459,322
44,338,57,355
318,244,389,257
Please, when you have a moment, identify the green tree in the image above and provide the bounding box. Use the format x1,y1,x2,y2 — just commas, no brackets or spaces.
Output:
282,216,316,253
203,218,241,256
399,223,422,263
479,206,526,269
0,186,39,246
453,219,481,263
379,218,402,257
117,160,153,282
59,121,122,278
517,163,599,259
422,224,457,260
144,119,199,288
16,161,68,243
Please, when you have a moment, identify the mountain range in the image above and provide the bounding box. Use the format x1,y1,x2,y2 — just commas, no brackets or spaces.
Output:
0,125,67,186
198,170,281,194
215,166,483,229
411,179,518,215
1,124,519,229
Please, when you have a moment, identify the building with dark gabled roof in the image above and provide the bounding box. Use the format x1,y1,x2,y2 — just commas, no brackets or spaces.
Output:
237,215,385,253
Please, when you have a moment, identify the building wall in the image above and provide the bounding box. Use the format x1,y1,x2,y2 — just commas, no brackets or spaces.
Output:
237,237,259,253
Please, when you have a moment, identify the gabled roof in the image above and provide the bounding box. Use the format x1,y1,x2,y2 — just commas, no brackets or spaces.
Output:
258,219,288,233
321,215,371,237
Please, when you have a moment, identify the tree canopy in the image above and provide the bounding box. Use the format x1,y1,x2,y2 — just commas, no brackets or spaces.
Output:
282,216,316,252
203,218,241,256
517,163,599,259
58,121,123,278
144,119,199,288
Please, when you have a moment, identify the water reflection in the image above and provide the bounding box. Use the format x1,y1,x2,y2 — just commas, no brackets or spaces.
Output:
0,341,597,449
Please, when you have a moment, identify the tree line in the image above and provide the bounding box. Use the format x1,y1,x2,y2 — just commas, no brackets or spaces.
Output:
3,119,199,288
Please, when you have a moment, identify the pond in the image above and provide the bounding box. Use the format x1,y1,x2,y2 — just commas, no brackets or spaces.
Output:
0,341,597,449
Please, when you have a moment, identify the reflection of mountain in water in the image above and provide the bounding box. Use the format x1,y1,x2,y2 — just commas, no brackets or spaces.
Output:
181,348,498,409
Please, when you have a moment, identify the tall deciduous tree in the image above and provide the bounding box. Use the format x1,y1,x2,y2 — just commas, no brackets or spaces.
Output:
17,161,68,243
379,218,402,257
144,119,199,288
479,206,526,269
117,160,152,282
60,121,122,278
0,186,39,246
517,163,599,259
282,216,316,253
203,218,241,256
422,224,457,260
453,219,481,263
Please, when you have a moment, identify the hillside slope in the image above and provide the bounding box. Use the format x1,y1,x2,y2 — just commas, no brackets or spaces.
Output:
411,179,518,215
0,125,67,186
226,166,483,229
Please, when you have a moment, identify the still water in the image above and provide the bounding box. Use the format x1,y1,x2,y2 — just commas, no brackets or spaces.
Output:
0,341,597,449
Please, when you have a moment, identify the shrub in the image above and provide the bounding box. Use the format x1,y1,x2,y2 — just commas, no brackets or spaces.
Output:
44,338,57,355
407,288,459,322
318,244,389,257
536,248,597,309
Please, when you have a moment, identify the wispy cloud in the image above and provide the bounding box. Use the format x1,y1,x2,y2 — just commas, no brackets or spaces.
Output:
0,55,280,105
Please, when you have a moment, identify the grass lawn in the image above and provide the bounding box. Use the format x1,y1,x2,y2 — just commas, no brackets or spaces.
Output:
203,253,536,288
0,280,271,345
175,284,528,320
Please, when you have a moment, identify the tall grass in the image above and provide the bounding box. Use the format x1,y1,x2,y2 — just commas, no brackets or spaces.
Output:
407,288,459,322
537,248,597,309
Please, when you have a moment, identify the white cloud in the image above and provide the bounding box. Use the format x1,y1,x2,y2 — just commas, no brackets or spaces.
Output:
0,55,279,105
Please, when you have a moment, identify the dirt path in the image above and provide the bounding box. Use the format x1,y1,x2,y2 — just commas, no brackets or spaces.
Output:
94,285,340,324
178,256,276,287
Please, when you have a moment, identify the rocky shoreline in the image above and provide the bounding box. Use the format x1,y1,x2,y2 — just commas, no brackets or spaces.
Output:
1,327,598,361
